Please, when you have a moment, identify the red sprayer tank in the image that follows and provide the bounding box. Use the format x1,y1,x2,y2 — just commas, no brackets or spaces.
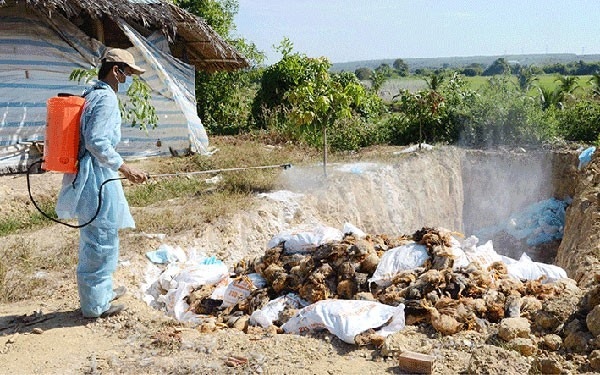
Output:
42,95,85,173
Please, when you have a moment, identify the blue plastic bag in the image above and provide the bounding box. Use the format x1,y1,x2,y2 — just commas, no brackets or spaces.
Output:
578,146,596,170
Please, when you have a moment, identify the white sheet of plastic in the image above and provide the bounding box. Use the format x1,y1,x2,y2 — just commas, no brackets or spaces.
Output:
143,253,230,323
145,244,188,264
282,299,406,344
342,222,367,239
267,224,344,254
249,293,309,328
368,242,429,287
502,253,567,283
459,236,502,270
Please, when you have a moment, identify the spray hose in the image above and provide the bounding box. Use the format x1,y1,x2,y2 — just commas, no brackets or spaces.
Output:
26,161,292,229
27,160,125,229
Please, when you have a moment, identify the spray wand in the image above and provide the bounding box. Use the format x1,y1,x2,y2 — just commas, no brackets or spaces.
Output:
146,162,292,179
27,161,292,228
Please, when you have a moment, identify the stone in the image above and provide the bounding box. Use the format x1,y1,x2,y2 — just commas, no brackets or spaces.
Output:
587,305,600,336
498,317,530,341
232,315,249,331
533,279,582,331
542,334,562,351
535,358,562,374
589,350,600,370
563,331,593,352
467,345,530,375
508,338,536,356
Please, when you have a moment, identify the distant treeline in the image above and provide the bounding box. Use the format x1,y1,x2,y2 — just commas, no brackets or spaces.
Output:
332,53,600,77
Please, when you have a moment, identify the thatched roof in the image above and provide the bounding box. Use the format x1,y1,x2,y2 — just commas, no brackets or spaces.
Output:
10,0,249,72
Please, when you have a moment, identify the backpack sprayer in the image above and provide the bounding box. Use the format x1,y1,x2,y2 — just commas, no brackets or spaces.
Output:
27,94,292,228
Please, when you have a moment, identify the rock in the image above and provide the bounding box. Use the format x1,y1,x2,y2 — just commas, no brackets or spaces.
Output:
581,285,600,312
507,338,536,356
498,317,530,341
467,345,530,375
542,334,563,351
380,332,410,356
354,292,376,301
232,315,249,331
589,350,600,370
587,305,600,336
563,331,593,352
532,279,582,331
533,358,562,374
31,328,43,334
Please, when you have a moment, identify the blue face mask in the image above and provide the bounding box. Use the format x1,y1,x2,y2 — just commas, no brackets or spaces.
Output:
118,75,133,93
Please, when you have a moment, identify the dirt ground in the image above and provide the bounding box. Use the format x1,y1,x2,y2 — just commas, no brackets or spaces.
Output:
1,146,599,375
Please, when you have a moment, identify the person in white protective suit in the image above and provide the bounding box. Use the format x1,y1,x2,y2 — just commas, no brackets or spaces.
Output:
56,48,148,318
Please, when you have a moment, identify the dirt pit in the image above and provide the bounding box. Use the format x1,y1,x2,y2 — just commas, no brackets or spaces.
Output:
2,144,600,374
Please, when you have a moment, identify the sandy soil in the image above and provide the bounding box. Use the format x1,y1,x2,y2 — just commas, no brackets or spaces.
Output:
0,147,598,375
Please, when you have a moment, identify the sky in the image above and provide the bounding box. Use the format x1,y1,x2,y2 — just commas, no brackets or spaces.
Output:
234,0,600,65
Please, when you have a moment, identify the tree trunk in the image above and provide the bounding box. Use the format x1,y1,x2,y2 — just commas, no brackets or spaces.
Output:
322,126,328,177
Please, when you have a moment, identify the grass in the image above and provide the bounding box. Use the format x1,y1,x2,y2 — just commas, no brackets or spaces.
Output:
383,74,594,94
0,198,58,236
0,237,78,302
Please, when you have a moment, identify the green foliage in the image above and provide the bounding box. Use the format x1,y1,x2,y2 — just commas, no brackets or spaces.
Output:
556,99,600,142
69,67,158,131
174,0,238,37
458,74,556,146
120,76,159,130
393,58,409,76
196,69,260,135
251,39,331,129
482,58,510,76
354,67,372,80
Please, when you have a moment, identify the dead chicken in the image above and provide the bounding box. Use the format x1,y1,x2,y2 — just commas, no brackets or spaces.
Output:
422,299,463,335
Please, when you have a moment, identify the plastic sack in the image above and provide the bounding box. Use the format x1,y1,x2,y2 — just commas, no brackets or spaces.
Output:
503,253,567,283
147,258,230,323
146,244,187,264
342,222,367,239
221,273,267,308
578,146,596,169
460,236,502,269
368,242,429,287
250,293,309,328
282,299,406,344
267,224,344,254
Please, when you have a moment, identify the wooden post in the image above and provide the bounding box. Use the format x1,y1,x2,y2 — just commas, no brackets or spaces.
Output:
92,18,105,44
322,125,328,178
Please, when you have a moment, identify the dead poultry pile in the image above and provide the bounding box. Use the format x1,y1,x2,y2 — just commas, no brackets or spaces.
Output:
187,227,581,340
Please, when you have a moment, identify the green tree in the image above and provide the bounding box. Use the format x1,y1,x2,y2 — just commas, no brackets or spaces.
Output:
393,58,409,76
175,0,266,134
589,73,600,98
173,0,238,37
370,69,387,94
354,67,372,80
516,67,538,92
286,57,366,176
482,58,510,76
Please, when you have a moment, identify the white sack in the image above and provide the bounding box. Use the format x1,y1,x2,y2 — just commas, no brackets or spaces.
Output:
268,224,344,254
503,253,567,283
250,293,309,328
368,242,429,287
221,273,267,308
342,222,367,239
282,300,406,344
